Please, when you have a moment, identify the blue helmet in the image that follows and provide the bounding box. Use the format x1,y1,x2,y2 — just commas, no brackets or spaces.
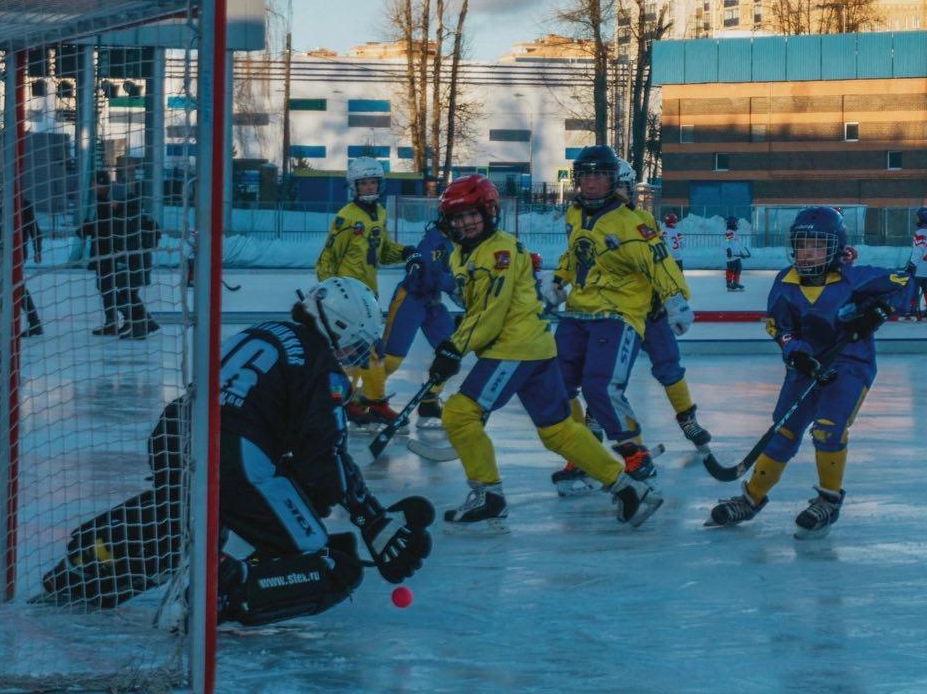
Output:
725,216,738,231
915,207,927,227
788,206,847,278
572,145,619,209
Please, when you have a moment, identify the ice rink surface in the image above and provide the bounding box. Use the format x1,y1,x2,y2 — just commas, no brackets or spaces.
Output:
10,269,927,694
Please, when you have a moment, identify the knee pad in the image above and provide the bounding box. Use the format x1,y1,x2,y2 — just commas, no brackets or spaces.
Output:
233,546,362,626
811,418,846,452
764,425,802,462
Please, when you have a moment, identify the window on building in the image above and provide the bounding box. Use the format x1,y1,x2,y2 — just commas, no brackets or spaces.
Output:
347,99,390,113
723,8,739,25
887,151,902,170
753,9,762,23
348,114,391,128
643,2,657,18
680,124,695,143
565,118,595,131
288,98,327,111
289,145,326,158
750,124,766,142
844,122,859,141
723,0,737,7
489,129,531,142
233,113,270,126
714,153,729,171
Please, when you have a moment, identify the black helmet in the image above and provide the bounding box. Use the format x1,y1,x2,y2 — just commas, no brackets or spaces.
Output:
571,145,619,209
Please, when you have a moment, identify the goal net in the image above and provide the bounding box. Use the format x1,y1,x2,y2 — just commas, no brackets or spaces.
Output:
0,2,222,691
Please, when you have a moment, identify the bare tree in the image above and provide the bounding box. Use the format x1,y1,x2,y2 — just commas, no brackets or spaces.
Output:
441,0,470,184
552,0,616,145
627,0,672,180
430,0,444,182
768,0,881,34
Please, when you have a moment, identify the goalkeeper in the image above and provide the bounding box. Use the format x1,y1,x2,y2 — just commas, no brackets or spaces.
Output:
39,277,434,625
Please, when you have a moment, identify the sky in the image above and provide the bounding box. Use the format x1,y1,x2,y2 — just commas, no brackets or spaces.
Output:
291,0,555,62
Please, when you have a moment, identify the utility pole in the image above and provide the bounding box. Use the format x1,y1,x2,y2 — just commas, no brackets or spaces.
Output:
280,0,293,202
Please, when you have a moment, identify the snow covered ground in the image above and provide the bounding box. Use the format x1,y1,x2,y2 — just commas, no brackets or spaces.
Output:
3,267,926,693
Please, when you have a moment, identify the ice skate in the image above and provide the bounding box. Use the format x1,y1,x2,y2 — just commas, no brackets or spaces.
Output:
366,396,410,435
416,395,444,430
705,483,768,527
609,472,663,527
444,481,509,534
551,462,599,497
676,404,712,454
794,486,845,539
614,441,656,480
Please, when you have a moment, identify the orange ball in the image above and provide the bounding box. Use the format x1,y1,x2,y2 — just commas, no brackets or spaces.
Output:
391,586,413,608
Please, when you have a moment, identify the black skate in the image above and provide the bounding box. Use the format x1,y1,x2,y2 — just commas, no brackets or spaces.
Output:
444,482,509,534
416,395,444,430
38,545,142,608
609,472,663,527
614,441,656,481
705,483,768,527
676,404,712,453
551,464,599,497
794,486,845,539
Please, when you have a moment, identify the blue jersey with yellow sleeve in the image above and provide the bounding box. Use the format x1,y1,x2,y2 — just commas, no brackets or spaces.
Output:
402,223,454,300
449,230,555,361
316,200,407,293
553,200,689,337
766,265,910,368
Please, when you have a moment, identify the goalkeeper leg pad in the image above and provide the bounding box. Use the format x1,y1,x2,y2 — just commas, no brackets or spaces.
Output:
227,534,364,626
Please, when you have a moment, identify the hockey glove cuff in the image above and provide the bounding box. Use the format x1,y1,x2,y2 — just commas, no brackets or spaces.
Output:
360,496,434,584
429,341,462,384
542,276,568,308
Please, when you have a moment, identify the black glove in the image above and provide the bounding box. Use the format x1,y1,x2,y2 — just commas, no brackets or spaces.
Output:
788,350,821,378
358,496,434,584
905,262,917,275
841,300,891,340
429,340,462,384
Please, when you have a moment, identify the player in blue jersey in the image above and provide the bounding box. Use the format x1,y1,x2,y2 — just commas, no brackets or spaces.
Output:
707,206,911,538
381,222,456,427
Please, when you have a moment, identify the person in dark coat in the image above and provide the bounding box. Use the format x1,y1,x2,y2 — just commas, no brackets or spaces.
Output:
78,172,122,335
113,188,160,339
0,195,44,337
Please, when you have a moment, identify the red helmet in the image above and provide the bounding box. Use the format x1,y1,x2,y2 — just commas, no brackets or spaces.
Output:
438,174,500,243
663,213,678,227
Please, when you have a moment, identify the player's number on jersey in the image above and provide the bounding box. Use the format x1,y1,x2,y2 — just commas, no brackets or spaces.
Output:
220,335,279,403
650,241,670,264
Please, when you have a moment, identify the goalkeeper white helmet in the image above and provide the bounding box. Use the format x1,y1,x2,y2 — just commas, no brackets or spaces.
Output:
617,158,635,200
301,277,382,367
346,156,385,203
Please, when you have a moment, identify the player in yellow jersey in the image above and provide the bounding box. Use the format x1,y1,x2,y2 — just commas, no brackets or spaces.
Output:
542,146,693,495
316,157,417,428
421,175,662,533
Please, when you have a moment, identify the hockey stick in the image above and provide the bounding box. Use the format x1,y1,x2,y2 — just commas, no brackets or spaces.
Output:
369,379,439,460
703,331,857,482
222,279,242,292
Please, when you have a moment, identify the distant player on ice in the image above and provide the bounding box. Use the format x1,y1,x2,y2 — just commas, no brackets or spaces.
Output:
724,216,750,291
903,206,927,320
316,157,418,429
662,212,684,271
707,206,910,538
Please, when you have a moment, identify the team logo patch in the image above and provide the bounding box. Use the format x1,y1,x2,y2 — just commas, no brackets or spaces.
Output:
637,223,657,240
494,250,511,269
353,222,365,235
328,373,347,401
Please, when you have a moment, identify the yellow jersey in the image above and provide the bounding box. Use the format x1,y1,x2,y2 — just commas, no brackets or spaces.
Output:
554,200,689,337
316,200,407,294
449,230,556,361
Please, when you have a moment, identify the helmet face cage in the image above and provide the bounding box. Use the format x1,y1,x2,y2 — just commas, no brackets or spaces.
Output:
347,157,385,203
571,162,618,208
789,228,839,278
305,278,382,367
438,175,500,243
